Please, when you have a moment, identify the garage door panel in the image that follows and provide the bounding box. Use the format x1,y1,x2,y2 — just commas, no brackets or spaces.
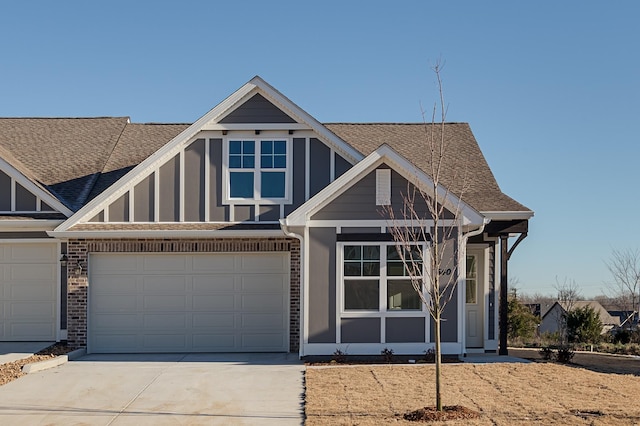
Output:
94,295,137,312
9,283,55,300
0,243,57,341
192,255,235,272
143,313,186,328
143,295,186,311
10,302,55,317
192,294,234,310
193,313,235,328
143,256,186,272
7,245,56,263
89,252,289,353
241,274,287,292
192,275,235,292
92,255,138,273
143,276,187,292
242,294,284,310
241,313,284,328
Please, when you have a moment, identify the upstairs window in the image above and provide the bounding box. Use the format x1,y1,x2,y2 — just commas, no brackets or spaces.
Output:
226,139,290,202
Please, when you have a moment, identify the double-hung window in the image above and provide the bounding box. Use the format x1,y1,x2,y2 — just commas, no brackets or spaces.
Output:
227,139,289,201
342,243,424,312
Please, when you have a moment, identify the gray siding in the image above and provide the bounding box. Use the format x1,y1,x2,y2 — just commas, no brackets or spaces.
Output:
341,318,380,343
234,205,254,222
109,193,129,222
184,139,205,221
308,227,336,343
219,94,296,124
0,170,10,210
89,210,104,222
309,138,331,198
159,154,180,222
41,202,55,212
134,174,154,222
313,168,453,221
284,137,306,216
209,138,229,221
386,317,425,343
335,153,352,178
259,205,280,221
430,231,459,342
15,182,36,211
340,227,382,234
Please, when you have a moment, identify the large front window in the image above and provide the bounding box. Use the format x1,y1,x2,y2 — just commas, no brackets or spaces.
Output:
227,139,289,201
342,243,424,312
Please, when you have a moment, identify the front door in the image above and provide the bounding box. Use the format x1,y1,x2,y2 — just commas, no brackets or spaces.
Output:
465,251,484,348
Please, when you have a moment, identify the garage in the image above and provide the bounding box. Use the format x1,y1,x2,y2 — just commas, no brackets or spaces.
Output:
88,252,289,353
0,242,58,341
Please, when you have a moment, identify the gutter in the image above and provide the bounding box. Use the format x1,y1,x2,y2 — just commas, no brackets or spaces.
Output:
280,219,305,359
46,229,287,239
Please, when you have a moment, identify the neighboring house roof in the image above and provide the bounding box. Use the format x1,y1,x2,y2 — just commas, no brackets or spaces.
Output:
542,300,621,326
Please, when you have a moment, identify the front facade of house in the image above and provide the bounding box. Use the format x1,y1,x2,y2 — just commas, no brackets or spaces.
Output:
0,77,532,356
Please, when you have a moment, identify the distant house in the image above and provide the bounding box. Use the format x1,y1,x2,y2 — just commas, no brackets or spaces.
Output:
539,301,621,336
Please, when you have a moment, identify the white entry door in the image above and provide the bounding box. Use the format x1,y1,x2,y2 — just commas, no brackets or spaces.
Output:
0,242,58,341
89,252,289,353
465,251,484,348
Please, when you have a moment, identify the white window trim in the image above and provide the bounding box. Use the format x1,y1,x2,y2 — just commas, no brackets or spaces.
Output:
222,137,293,205
337,241,428,318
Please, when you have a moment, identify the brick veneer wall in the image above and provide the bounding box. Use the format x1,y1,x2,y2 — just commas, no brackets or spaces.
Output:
66,237,301,352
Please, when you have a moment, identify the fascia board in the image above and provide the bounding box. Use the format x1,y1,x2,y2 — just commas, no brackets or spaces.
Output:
481,211,534,221
0,219,64,231
47,229,286,239
0,158,73,217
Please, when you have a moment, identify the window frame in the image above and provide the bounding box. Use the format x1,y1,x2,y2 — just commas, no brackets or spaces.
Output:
338,241,428,317
223,137,292,204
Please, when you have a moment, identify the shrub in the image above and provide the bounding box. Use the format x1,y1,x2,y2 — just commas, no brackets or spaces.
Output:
381,347,394,363
539,347,554,360
566,306,603,344
424,347,435,363
556,346,575,363
613,329,631,344
332,348,348,364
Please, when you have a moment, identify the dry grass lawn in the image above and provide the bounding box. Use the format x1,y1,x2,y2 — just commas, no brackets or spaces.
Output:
305,351,640,425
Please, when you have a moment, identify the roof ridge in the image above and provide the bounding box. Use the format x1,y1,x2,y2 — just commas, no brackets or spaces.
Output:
323,122,469,125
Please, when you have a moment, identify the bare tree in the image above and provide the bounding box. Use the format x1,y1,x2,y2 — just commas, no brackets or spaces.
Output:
383,62,470,412
605,248,640,328
553,277,582,345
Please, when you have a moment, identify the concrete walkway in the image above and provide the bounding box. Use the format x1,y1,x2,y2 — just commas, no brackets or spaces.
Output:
0,342,53,364
0,352,305,425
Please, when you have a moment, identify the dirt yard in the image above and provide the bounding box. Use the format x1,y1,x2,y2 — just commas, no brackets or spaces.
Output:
305,350,640,425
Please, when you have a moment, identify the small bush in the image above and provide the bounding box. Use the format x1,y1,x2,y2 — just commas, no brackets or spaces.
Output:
613,329,632,344
332,348,348,364
539,347,554,360
424,347,435,363
381,347,394,363
556,346,575,364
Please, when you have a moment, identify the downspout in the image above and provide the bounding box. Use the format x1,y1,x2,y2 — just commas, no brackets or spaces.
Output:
280,219,305,359
459,218,490,355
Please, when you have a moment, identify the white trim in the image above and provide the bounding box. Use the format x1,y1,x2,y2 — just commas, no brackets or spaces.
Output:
47,229,286,239
330,150,335,182
304,138,310,201
0,220,64,231
204,139,211,222
202,123,311,131
302,342,463,356
307,219,455,228
153,169,160,222
303,226,310,352
128,188,134,222
482,211,534,221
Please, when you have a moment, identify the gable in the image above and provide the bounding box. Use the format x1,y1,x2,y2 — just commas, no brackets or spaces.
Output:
219,93,297,124
0,162,71,217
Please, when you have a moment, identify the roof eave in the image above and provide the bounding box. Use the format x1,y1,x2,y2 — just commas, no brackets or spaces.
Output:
47,228,287,239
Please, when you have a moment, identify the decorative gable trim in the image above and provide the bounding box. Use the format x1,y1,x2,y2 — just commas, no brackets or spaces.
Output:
0,157,73,217
54,76,363,233
283,144,485,228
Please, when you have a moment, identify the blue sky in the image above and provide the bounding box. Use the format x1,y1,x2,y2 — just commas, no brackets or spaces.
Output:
1,1,638,297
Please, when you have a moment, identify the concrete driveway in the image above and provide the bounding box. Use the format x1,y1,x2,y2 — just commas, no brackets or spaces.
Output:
0,352,305,425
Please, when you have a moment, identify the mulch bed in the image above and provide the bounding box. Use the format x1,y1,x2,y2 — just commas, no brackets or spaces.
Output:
403,405,481,422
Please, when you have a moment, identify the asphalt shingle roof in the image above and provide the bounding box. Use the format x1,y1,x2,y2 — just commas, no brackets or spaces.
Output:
0,119,529,215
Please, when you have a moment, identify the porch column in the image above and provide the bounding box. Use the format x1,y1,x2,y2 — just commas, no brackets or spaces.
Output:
499,235,509,355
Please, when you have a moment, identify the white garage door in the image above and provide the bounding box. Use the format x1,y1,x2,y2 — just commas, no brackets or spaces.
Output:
89,252,289,353
0,242,58,341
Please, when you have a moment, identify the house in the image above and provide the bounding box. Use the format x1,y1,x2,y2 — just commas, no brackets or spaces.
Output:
539,301,621,336
0,77,532,357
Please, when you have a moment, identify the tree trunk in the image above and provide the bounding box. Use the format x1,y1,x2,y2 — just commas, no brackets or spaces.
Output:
435,307,442,411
